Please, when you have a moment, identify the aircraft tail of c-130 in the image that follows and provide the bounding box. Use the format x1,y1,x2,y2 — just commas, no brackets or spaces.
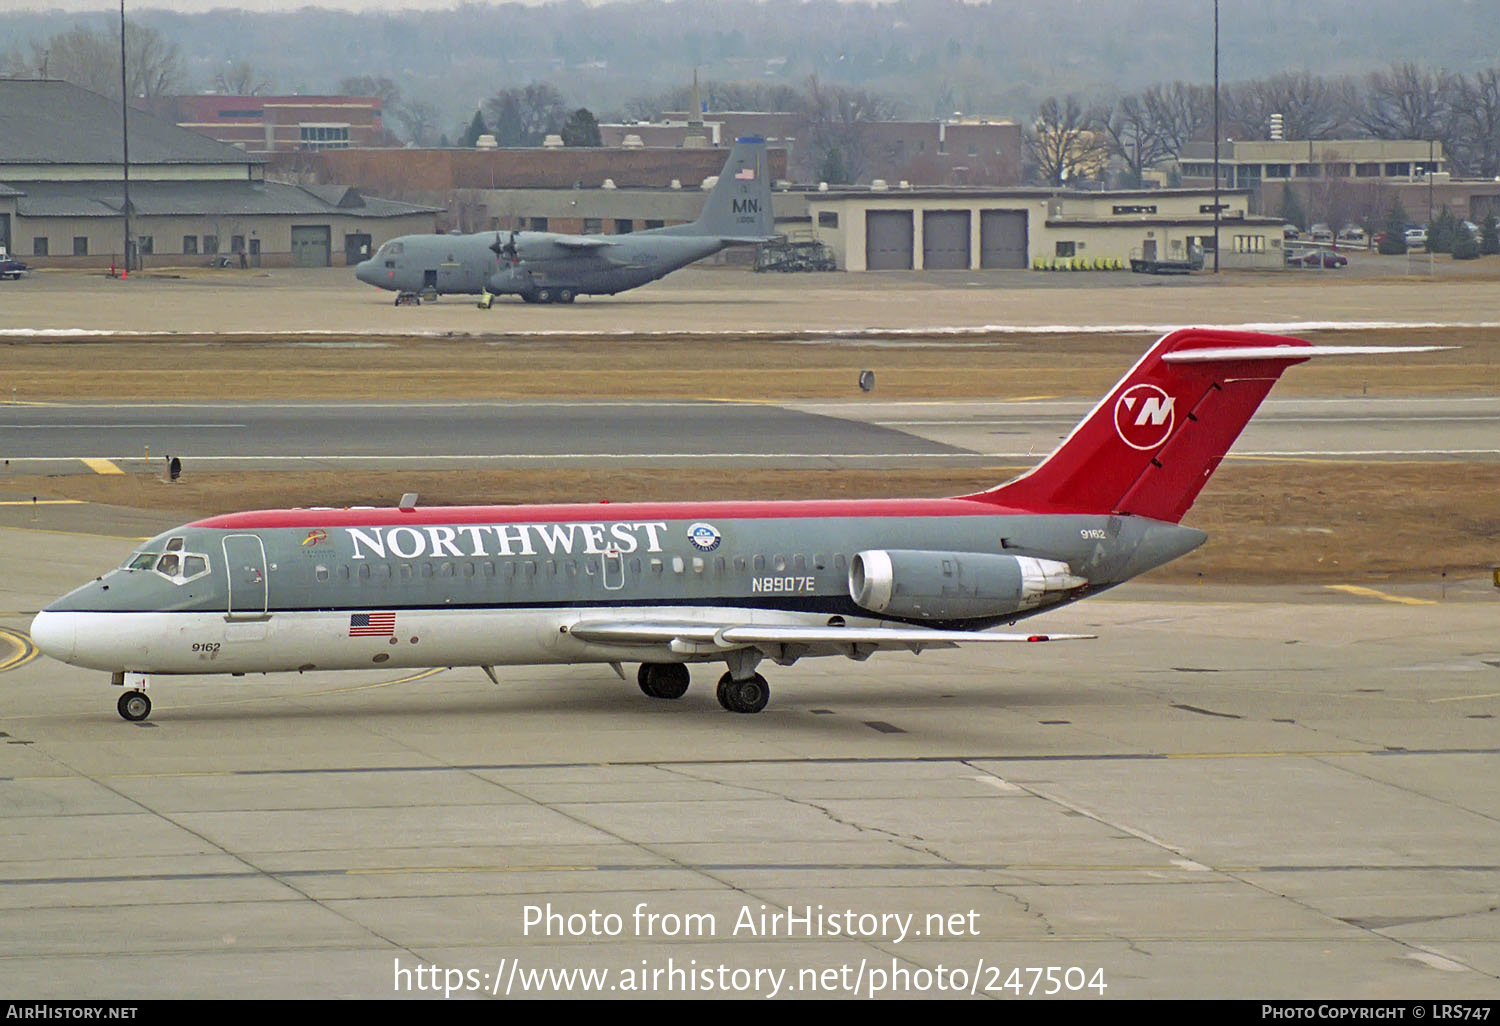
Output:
647,135,775,243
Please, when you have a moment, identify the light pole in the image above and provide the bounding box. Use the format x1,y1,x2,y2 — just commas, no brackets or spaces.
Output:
119,0,132,274
1428,137,1434,275
1206,0,1218,274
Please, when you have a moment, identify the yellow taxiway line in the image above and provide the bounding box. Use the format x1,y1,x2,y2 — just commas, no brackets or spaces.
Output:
79,458,124,475
1324,584,1437,606
0,627,39,674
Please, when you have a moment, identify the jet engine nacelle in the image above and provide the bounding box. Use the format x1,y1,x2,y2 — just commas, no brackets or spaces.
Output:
848,549,1087,621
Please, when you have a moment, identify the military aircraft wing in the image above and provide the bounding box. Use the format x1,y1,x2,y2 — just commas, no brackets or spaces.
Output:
565,619,1095,656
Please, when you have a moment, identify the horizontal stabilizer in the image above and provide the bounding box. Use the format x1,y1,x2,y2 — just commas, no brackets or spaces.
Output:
1162,344,1454,363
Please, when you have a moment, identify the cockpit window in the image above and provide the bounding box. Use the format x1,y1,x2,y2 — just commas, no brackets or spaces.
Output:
138,544,212,584
378,241,404,258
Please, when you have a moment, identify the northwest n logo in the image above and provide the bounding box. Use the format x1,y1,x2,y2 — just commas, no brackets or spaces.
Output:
1114,384,1175,450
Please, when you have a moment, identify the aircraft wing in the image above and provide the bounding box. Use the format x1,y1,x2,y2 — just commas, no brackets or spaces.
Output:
565,619,1094,657
552,237,616,250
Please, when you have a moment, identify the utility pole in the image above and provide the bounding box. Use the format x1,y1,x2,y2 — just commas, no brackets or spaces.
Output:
1206,0,1218,274
119,0,132,274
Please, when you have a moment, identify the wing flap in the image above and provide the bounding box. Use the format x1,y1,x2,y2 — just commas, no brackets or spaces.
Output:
565,619,1094,655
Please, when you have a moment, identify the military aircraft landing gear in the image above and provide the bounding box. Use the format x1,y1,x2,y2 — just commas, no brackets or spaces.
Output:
117,690,152,722
556,288,576,304
534,287,554,303
395,292,421,306
716,671,769,714
637,662,690,700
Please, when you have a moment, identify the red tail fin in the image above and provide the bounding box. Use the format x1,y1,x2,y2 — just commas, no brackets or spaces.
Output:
968,328,1313,522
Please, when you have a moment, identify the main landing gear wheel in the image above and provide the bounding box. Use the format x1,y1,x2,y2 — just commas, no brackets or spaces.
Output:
557,288,576,304
118,690,151,722
535,287,554,303
716,671,769,714
637,662,690,699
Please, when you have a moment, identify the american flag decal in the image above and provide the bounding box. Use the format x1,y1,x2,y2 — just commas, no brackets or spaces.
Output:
350,612,396,637
735,166,756,180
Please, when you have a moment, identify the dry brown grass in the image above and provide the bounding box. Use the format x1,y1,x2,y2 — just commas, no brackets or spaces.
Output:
10,461,1497,584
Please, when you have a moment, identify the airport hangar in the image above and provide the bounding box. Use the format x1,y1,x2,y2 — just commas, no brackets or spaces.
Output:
298,142,1282,272
0,80,439,270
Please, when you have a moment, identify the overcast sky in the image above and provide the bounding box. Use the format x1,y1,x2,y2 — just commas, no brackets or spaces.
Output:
10,0,613,10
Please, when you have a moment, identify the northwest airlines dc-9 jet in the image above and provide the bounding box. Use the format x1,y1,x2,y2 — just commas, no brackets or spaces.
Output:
31,329,1441,721
354,137,775,306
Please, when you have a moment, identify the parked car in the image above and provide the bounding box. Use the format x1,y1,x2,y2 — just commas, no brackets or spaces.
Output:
1286,249,1348,268
1336,226,1368,247
1309,223,1333,243
0,255,27,280
1404,227,1428,249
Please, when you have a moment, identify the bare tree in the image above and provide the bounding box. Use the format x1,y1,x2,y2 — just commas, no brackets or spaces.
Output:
394,99,440,147
1448,69,1500,178
800,74,900,184
28,22,181,103
1351,62,1457,140
1026,95,1109,186
214,60,272,96
1142,81,1214,156
1102,94,1171,187
484,82,567,146
1223,72,1346,140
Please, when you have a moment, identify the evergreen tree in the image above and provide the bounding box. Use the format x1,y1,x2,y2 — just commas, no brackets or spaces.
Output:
560,108,602,147
1452,227,1479,260
1279,190,1306,232
817,147,851,185
1428,207,1458,254
459,109,487,148
1481,214,1500,256
1378,200,1408,255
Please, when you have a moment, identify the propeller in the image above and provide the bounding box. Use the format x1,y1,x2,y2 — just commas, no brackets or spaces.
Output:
489,231,520,265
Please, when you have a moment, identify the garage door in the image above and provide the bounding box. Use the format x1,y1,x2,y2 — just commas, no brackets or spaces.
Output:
291,225,331,267
922,210,970,269
979,210,1028,268
865,210,914,270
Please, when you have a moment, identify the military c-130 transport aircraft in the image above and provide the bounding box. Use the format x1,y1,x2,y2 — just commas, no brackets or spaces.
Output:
31,329,1442,721
353,136,775,306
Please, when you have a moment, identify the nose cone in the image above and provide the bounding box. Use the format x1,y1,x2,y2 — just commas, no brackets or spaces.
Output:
354,260,376,286
30,610,76,664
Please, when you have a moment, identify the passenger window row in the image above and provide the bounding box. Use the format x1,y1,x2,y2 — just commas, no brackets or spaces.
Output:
311,552,846,585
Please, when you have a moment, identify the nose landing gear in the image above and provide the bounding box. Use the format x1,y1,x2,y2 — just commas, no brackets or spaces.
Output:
113,670,153,721
117,690,151,722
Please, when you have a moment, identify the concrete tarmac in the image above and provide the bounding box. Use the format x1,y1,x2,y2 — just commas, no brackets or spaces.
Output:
1,520,1497,999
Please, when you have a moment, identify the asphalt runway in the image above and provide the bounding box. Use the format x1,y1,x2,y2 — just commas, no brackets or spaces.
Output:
3,395,1497,476
0,523,1498,999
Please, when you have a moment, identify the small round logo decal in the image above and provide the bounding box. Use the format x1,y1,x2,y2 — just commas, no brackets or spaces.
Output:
687,522,722,552
1114,383,1176,450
